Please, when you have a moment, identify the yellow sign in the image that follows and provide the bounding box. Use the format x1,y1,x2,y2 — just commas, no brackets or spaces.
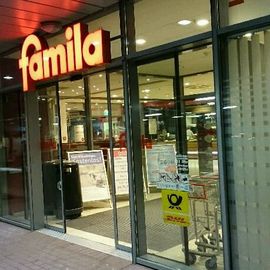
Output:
162,189,190,227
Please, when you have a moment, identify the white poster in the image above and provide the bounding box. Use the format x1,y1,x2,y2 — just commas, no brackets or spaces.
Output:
145,144,189,191
67,150,110,202
108,148,129,195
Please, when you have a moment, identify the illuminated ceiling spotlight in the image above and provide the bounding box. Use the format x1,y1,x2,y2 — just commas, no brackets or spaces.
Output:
136,39,146,45
177,19,192,26
243,32,252,38
3,75,13,80
196,19,209,26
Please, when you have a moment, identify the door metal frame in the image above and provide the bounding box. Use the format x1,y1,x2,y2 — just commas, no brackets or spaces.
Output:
36,82,67,233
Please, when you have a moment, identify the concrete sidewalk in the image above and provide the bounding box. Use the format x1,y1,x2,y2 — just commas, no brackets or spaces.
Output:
0,222,150,270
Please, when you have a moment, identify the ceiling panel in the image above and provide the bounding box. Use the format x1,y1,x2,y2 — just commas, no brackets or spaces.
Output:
0,6,71,24
0,0,120,55
21,0,102,14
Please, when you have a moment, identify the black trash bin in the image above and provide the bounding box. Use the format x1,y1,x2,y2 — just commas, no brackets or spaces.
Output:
62,161,83,219
42,160,83,219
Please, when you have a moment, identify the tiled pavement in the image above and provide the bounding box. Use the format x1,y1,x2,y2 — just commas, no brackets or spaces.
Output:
0,222,151,270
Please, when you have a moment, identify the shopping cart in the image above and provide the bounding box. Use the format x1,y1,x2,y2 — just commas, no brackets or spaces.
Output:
187,175,222,270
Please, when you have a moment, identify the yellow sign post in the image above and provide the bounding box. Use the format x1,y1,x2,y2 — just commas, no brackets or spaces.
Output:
162,189,190,227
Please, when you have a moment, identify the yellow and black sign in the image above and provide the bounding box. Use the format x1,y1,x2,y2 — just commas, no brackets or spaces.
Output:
162,189,190,227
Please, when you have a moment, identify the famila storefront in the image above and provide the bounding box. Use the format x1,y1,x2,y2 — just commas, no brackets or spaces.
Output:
0,1,270,270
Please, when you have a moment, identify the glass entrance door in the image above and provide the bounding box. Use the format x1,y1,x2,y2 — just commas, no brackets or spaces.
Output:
134,46,224,269
55,70,131,250
38,84,66,232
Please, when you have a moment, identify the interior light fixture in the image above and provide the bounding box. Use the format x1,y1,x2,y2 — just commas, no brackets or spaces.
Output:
243,33,252,38
144,96,149,99
207,102,215,106
144,89,151,93
178,20,192,26
99,74,103,78
223,105,237,110
145,113,162,117
136,39,146,45
72,89,75,92
184,82,190,86
146,78,151,81
112,94,118,98
3,75,13,80
196,19,209,26
195,96,215,101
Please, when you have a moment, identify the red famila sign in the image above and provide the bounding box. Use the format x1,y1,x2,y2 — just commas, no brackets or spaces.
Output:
19,23,111,92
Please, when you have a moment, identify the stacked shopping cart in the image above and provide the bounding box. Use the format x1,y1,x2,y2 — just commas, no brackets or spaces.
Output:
187,174,222,270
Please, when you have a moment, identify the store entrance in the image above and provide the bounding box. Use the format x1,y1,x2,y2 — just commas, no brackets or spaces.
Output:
134,45,224,269
38,71,131,250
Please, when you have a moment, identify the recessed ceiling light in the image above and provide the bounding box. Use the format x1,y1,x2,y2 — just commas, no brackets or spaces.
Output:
96,88,99,91
99,74,103,78
178,20,192,26
72,89,75,92
67,108,71,111
185,82,190,86
78,86,83,89
112,94,118,98
144,96,148,99
76,92,79,95
196,19,209,26
58,90,61,93
146,78,151,81
3,75,13,80
117,100,121,103
93,85,96,88
243,32,252,38
136,39,146,45
142,89,151,93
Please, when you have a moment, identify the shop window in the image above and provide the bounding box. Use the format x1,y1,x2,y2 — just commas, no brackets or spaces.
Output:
134,0,211,51
135,47,224,269
0,90,30,226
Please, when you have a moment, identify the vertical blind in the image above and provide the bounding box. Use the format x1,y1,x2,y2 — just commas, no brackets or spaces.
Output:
224,31,270,270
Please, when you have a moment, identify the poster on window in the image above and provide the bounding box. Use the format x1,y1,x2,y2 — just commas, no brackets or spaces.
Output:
145,144,189,191
108,148,129,195
67,150,110,202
